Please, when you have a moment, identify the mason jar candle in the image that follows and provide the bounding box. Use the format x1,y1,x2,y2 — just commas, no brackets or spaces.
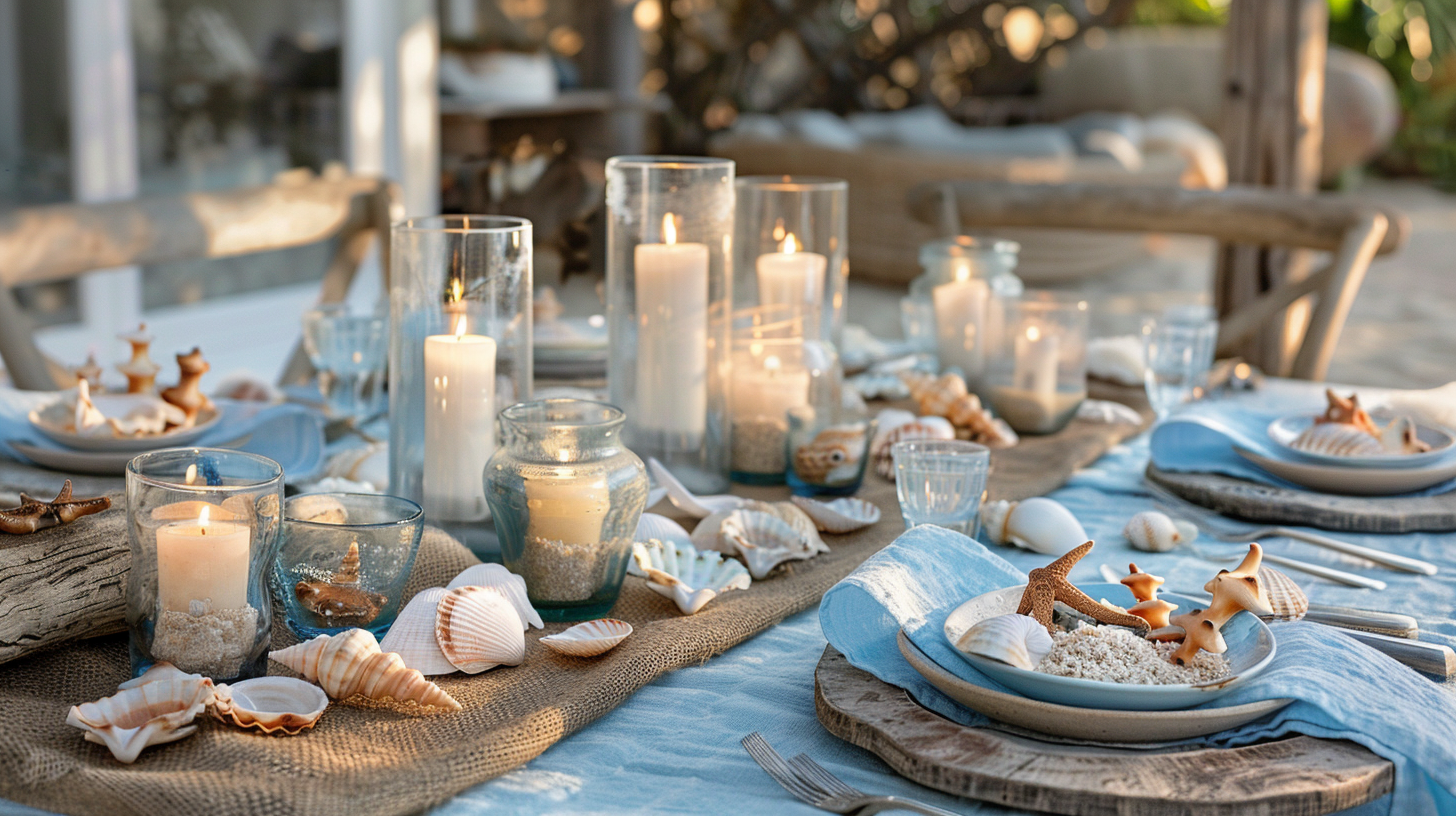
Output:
984,291,1089,434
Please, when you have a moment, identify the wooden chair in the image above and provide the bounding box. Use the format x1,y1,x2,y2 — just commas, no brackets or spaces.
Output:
908,180,1410,381
0,167,401,391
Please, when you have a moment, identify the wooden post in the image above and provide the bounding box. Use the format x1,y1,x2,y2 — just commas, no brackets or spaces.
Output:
1217,0,1328,376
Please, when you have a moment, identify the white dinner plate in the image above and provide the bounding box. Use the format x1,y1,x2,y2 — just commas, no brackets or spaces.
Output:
1235,446,1456,496
1267,414,1455,469
29,399,221,452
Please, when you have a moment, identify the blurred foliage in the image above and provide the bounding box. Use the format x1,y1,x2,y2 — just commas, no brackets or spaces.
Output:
1129,0,1227,25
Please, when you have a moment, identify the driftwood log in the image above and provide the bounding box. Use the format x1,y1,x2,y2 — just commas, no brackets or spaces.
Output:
0,494,128,666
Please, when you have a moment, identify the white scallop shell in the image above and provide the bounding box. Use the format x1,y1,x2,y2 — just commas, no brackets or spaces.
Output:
720,508,822,579
1259,566,1309,620
118,662,203,690
434,586,526,673
1124,511,1198,553
789,496,881,533
1291,422,1384,457
871,417,956,479
540,619,633,657
647,457,747,518
447,563,544,629
379,587,457,675
66,676,214,763
954,613,1055,670
980,497,1088,556
635,513,694,549
210,676,329,735
629,539,751,614
690,501,827,555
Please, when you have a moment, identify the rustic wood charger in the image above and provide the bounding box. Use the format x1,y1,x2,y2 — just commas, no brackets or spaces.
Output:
814,647,1394,816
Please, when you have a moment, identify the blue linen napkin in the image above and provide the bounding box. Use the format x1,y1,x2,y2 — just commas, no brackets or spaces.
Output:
821,525,1456,815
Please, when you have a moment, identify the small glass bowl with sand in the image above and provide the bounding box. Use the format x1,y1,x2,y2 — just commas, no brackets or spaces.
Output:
276,492,425,639
125,448,284,682
984,292,1089,434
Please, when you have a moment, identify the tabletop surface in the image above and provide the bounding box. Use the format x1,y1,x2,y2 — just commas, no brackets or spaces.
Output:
5,379,1449,816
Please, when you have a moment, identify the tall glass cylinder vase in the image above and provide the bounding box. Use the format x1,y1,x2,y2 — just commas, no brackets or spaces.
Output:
734,176,848,347
605,156,733,493
389,216,533,556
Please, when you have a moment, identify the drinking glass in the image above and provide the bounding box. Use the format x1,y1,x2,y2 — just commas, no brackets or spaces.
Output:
302,304,388,421
1142,312,1219,419
892,440,991,537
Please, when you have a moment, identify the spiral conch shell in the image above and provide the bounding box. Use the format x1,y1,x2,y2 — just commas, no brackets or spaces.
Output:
66,675,215,763
1123,511,1198,553
954,613,1054,670
981,497,1088,557
269,629,462,711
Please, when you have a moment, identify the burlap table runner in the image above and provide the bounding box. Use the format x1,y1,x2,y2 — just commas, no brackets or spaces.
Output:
0,413,1144,816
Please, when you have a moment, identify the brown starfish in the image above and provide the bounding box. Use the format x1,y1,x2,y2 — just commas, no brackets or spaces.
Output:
1016,541,1151,633
0,481,111,534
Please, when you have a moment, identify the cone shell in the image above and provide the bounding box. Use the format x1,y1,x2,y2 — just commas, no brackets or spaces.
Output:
1291,422,1384,457
379,588,457,675
720,508,822,579
269,629,461,711
1124,511,1197,553
871,416,956,479
540,619,633,657
629,539,750,614
954,613,1054,671
447,564,544,629
434,586,526,673
1258,566,1309,620
66,676,214,763
982,497,1088,557
210,676,329,735
789,496,881,533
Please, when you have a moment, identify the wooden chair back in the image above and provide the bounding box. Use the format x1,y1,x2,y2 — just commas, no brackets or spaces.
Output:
908,180,1409,381
0,168,400,391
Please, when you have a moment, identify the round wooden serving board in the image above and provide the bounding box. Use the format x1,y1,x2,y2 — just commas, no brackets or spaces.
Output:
813,647,1394,816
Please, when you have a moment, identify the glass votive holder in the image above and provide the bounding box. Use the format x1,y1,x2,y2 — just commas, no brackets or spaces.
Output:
301,303,389,421
125,448,285,682
907,236,1022,388
1142,309,1219,420
985,291,1089,435
786,399,875,497
276,493,425,639
485,399,649,621
734,176,848,347
892,439,991,537
730,309,816,483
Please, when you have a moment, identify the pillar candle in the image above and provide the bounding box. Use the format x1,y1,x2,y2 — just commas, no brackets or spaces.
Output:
424,319,497,522
756,233,827,319
730,354,811,421
524,473,610,546
635,213,709,441
155,505,251,613
932,275,990,379
1013,323,1060,398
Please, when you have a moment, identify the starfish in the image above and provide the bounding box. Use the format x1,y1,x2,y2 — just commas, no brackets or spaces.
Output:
0,481,111,535
1016,541,1151,633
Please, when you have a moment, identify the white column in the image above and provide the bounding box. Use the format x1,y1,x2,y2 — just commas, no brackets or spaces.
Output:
66,0,142,341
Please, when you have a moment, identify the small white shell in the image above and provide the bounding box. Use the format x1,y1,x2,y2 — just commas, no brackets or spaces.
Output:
635,513,694,549
955,613,1055,670
868,408,918,452
1076,399,1144,425
66,676,214,763
1124,511,1198,553
690,501,827,555
447,563,544,629
980,497,1088,557
379,587,457,675
648,457,747,518
789,496,881,533
434,586,526,673
540,619,633,657
1291,422,1384,457
630,539,751,614
1259,566,1309,620
1086,335,1144,386
210,676,329,735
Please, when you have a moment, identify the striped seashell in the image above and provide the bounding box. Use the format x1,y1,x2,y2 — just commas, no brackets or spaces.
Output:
789,496,881,533
379,588,457,675
1124,511,1198,553
269,629,461,710
720,508,822,579
629,539,751,615
871,417,956,479
435,586,526,674
540,619,633,657
954,613,1054,671
1258,566,1309,620
447,564,543,629
792,424,869,485
1290,422,1383,457
916,373,970,417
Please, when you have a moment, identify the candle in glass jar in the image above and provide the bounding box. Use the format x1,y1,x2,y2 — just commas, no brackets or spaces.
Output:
932,272,990,379
635,213,709,440
155,505,251,613
756,233,827,316
424,317,497,522
1013,323,1060,397
731,353,811,421
524,473,610,546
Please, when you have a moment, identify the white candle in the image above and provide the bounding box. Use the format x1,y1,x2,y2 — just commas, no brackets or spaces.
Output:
756,233,827,319
524,473,610,546
1013,323,1060,398
731,353,811,421
635,213,709,441
932,274,990,379
424,318,497,522
155,505,251,613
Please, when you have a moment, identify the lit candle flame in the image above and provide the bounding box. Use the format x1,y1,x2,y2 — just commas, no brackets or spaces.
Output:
1026,325,1042,342
199,504,211,531
662,213,677,245
454,315,468,339
764,354,782,372
781,233,799,254
450,278,464,303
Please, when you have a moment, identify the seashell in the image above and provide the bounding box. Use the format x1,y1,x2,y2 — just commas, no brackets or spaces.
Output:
789,496,881,533
629,539,751,614
981,497,1088,557
954,613,1054,670
288,494,349,524
269,628,462,711
1258,566,1309,620
792,424,869,485
1379,416,1431,455
690,501,826,555
435,586,527,673
647,457,747,518
914,373,969,417
635,513,694,549
118,662,203,690
869,408,917,451
871,416,956,479
294,541,387,625
947,396,1020,448
324,442,389,489
1123,511,1198,553
66,676,214,763
1086,335,1144,385
720,508,822,579
447,564,544,629
210,676,329,735
73,380,107,434
540,619,633,657
1291,422,1384,457
379,588,457,675
847,371,910,401
1076,399,1144,425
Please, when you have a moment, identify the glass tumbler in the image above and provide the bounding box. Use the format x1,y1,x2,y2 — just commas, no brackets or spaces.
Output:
277,493,425,639
1142,311,1219,419
125,448,284,682
892,440,991,537
302,303,389,421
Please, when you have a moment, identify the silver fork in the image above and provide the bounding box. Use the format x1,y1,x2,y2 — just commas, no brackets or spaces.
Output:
741,733,960,816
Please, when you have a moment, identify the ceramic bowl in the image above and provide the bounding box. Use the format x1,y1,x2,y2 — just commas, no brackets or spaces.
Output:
1267,413,1455,469
942,582,1276,711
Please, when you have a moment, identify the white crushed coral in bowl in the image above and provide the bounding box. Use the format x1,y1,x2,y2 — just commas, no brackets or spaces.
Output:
1036,626,1231,685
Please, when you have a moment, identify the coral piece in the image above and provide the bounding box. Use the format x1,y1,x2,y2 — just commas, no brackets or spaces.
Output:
117,323,162,394
269,629,462,711
294,542,388,625
955,613,1054,670
981,497,1088,557
1160,544,1276,665
1120,563,1165,602
1378,416,1431,455
0,481,111,535
160,348,214,425
66,676,214,763
1166,610,1228,663
1128,598,1178,630
792,424,868,484
540,619,633,657
1016,542,1151,633
1317,389,1379,434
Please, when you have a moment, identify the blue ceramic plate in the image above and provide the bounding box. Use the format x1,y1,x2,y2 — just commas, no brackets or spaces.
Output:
943,582,1276,711
1267,414,1455,469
